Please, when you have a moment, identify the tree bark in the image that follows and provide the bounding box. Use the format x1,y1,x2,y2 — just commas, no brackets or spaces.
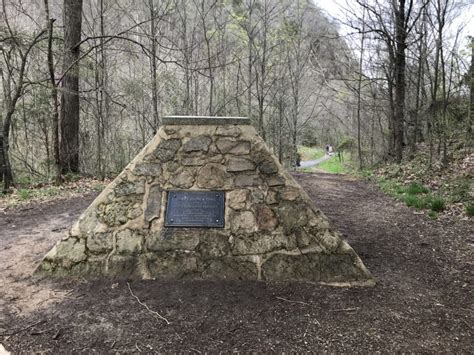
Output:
393,0,408,163
59,0,83,174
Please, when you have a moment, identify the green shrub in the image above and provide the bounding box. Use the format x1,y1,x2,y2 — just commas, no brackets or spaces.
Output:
406,182,429,195
18,188,31,200
430,197,446,212
465,203,474,216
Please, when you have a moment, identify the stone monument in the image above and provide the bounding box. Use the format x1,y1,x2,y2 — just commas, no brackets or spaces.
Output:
37,116,373,285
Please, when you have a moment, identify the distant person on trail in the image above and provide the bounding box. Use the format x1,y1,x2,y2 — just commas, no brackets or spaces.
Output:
328,145,334,156
295,152,301,167
325,145,330,155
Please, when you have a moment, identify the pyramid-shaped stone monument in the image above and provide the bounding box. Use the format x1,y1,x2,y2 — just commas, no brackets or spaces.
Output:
37,116,373,285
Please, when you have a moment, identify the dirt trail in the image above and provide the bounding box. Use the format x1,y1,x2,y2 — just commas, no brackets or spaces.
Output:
0,173,472,352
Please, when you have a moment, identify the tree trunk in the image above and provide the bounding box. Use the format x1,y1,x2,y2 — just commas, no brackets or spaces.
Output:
149,0,159,132
59,0,83,174
393,0,407,163
44,0,60,181
469,37,473,143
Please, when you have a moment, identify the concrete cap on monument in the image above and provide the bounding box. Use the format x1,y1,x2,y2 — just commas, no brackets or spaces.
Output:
162,115,250,126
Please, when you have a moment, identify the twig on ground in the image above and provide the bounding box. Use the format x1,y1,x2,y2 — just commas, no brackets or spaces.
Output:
127,282,170,325
276,296,311,306
0,320,45,336
190,348,202,354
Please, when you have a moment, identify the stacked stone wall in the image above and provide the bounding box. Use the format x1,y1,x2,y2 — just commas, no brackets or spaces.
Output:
38,124,372,284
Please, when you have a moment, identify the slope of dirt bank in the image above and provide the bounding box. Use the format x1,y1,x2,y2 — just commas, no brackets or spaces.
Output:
0,173,472,352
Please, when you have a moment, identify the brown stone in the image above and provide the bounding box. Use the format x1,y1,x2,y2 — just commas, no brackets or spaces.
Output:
255,205,278,231
170,169,195,188
227,157,255,172
230,211,256,233
234,174,262,187
279,186,300,201
266,190,278,204
215,126,241,137
197,163,226,188
227,189,249,210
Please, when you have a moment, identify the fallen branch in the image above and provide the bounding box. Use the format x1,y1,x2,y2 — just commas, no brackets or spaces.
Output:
276,296,312,306
127,282,170,325
329,307,359,312
1,320,45,336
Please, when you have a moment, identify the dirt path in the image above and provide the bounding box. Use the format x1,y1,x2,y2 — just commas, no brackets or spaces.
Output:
1,173,472,352
299,154,332,168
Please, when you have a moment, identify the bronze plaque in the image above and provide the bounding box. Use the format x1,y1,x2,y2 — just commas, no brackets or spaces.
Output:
164,191,225,228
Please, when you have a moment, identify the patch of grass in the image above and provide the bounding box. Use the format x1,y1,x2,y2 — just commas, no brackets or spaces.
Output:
465,203,474,216
298,146,325,161
428,210,438,220
317,156,351,174
430,197,446,212
406,182,429,195
403,194,428,210
18,188,31,200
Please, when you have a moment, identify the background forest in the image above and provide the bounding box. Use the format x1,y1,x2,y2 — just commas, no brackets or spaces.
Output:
0,0,472,193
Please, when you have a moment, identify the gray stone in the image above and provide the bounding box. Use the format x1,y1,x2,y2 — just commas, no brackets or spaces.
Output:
215,126,242,137
146,228,199,251
250,189,265,203
255,205,278,231
114,180,144,197
116,229,143,254
97,200,142,226
197,231,229,257
182,135,212,152
134,162,162,176
277,202,308,234
107,255,138,278
227,157,255,172
262,253,321,281
216,138,251,155
152,139,181,162
234,174,262,187
55,238,87,268
266,190,278,204
266,174,285,187
258,160,279,174
182,156,207,166
87,232,113,254
197,163,226,189
147,252,198,278
145,185,162,223
231,233,295,255
227,189,249,210
230,211,256,233
201,258,258,280
170,169,195,188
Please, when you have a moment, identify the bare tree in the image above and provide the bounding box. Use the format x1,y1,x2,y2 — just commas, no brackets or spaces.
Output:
59,0,83,174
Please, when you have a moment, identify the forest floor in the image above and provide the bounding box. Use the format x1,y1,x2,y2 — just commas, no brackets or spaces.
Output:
0,172,473,352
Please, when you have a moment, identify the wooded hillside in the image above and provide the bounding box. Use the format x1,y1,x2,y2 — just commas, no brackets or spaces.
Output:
0,0,472,192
